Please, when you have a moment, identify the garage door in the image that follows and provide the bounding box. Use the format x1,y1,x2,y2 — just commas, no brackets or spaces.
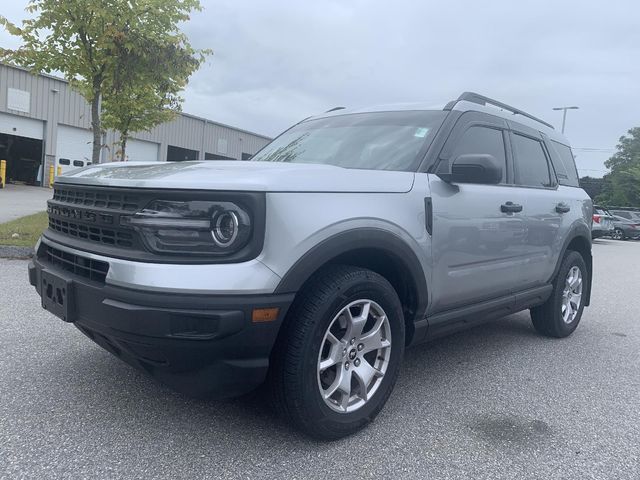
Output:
0,112,44,140
56,125,93,174
126,138,159,162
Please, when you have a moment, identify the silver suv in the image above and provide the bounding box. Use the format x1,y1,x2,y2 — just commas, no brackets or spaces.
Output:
28,92,593,439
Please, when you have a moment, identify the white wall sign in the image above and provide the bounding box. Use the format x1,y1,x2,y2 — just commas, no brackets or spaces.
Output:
7,88,30,113
217,138,228,155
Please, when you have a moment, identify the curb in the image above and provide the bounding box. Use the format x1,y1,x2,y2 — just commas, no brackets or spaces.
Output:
0,245,34,259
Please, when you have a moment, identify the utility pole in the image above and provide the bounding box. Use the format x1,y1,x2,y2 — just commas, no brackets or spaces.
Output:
552,106,579,134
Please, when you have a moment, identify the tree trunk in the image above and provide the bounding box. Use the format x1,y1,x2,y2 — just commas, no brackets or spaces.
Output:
90,77,102,164
120,131,128,162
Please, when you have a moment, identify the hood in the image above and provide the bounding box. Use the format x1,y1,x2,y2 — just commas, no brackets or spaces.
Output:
56,161,415,193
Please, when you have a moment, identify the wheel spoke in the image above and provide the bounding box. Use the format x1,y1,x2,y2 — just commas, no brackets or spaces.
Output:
339,386,351,411
319,332,342,371
360,315,391,354
323,366,351,400
345,302,369,340
335,368,353,411
353,358,382,394
569,271,582,289
570,294,581,310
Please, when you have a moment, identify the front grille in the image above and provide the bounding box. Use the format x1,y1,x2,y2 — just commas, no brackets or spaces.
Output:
47,185,148,252
41,244,109,283
49,217,135,247
53,187,143,211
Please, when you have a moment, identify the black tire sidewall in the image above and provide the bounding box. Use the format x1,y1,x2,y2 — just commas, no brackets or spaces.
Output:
297,273,405,434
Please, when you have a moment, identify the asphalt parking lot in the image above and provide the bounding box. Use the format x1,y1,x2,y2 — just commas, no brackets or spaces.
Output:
1,239,638,480
0,185,51,223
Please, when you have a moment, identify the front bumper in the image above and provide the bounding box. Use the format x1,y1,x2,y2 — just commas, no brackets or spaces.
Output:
29,249,294,398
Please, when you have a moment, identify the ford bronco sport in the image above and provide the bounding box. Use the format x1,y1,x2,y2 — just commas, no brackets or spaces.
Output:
29,92,592,439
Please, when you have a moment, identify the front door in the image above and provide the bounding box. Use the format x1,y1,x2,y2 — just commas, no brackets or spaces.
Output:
428,112,527,314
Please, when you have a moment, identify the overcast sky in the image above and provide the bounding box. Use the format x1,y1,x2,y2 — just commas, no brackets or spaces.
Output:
2,0,639,177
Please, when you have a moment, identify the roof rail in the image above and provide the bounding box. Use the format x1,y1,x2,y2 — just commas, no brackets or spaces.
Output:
450,92,555,130
325,106,346,113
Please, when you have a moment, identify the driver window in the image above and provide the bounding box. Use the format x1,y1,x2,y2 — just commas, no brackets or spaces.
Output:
450,126,507,183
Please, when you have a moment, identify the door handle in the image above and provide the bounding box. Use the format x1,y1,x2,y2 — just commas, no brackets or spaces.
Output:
556,203,571,214
501,201,523,213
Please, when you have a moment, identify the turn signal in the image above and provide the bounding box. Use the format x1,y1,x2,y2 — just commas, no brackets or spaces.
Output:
252,307,280,323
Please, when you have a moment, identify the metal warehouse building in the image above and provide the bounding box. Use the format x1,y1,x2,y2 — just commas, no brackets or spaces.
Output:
0,63,271,187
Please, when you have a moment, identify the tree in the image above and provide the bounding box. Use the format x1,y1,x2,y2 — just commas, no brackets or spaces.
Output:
0,0,208,164
102,30,206,161
604,127,640,172
596,168,640,206
596,128,640,206
579,176,604,200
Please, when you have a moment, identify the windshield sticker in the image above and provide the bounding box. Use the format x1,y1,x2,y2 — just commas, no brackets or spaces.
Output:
414,127,429,138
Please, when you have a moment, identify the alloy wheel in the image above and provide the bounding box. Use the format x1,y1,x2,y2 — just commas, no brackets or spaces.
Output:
561,266,583,324
317,299,392,413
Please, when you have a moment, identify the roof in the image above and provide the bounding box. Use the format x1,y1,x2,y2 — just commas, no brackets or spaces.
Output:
309,92,568,144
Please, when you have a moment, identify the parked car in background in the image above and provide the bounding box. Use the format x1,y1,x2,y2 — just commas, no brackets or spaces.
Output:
609,208,640,222
609,215,640,240
591,206,615,239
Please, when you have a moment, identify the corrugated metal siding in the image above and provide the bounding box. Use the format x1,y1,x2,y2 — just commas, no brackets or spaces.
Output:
0,63,271,164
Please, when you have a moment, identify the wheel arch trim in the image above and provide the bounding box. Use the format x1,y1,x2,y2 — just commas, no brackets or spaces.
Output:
551,223,593,306
273,227,429,321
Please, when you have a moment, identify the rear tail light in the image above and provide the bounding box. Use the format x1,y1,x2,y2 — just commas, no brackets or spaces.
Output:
592,214,601,224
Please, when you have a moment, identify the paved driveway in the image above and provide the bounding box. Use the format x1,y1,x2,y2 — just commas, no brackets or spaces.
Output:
0,184,52,223
0,239,638,479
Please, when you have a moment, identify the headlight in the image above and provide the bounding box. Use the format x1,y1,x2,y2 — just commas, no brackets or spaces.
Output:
121,200,253,255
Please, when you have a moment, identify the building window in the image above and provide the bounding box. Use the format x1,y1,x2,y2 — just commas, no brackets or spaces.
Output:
205,152,236,160
167,145,199,161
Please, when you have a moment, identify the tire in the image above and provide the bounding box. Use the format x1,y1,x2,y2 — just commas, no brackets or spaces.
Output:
530,251,587,338
612,228,625,240
269,265,405,440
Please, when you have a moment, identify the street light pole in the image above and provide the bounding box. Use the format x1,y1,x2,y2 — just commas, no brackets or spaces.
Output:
552,106,579,134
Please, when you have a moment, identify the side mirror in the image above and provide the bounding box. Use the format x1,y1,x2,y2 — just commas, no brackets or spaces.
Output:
439,154,502,184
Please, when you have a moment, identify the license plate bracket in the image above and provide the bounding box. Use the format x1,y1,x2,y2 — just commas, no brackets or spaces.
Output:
41,269,76,323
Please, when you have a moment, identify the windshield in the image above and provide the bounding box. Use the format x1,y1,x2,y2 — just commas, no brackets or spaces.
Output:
251,111,447,171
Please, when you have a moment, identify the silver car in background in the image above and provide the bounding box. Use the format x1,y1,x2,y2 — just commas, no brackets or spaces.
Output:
609,215,640,240
591,206,615,239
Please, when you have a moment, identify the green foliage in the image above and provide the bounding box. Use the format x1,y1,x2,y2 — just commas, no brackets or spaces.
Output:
101,11,210,160
0,211,48,247
595,128,640,207
579,176,604,200
0,0,210,163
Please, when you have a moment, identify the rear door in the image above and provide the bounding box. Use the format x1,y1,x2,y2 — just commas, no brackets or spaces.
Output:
428,112,527,313
507,122,567,286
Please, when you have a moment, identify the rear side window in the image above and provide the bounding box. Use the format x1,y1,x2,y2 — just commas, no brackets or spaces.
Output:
73,160,84,167
58,158,70,165
450,126,507,182
549,141,580,187
512,134,553,188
